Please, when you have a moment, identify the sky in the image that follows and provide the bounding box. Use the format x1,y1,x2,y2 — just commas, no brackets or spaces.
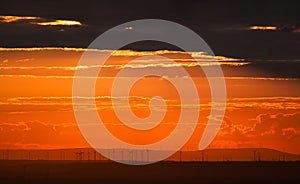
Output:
0,0,299,154
0,0,299,59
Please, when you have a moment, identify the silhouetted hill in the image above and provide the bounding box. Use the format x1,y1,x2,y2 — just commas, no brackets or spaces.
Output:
1,148,299,161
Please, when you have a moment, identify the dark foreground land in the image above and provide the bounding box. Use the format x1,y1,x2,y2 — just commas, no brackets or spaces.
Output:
1,161,300,184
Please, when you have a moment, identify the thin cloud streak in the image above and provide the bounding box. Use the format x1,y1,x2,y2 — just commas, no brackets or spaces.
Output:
249,25,277,31
0,15,40,23
0,75,298,81
32,20,82,26
0,15,82,27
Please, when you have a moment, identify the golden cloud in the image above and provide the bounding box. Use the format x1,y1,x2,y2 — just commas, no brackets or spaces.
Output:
32,20,82,26
249,25,277,31
0,15,40,23
0,15,82,27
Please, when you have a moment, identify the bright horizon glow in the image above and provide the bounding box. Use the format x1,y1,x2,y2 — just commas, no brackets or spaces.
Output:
0,48,299,154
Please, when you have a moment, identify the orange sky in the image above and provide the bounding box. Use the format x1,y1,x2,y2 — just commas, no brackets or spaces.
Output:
0,48,300,154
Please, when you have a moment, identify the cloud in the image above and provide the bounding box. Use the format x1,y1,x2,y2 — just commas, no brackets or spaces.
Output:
2,96,299,113
249,25,277,31
218,116,252,141
0,47,89,51
0,95,177,112
227,97,300,110
2,48,299,79
277,23,300,33
15,58,34,63
212,112,300,153
0,121,86,149
0,48,249,76
225,77,298,81
224,23,300,33
0,15,40,23
293,28,300,33
254,113,300,139
0,47,245,63
0,74,73,79
246,23,300,33
0,15,82,27
282,127,300,140
0,59,8,66
31,20,82,26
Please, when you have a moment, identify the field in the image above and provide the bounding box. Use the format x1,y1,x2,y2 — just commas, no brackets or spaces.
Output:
1,161,300,183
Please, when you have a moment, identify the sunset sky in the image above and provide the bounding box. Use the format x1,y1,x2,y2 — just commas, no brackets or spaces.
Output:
0,0,299,154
